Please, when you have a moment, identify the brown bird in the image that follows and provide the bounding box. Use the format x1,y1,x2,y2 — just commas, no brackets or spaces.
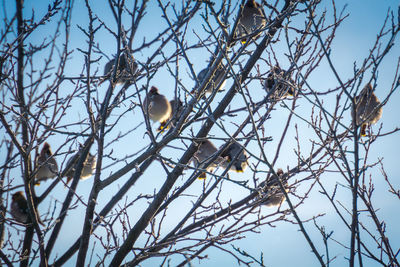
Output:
10,191,45,225
353,83,383,136
235,0,266,44
35,142,58,185
192,139,225,179
103,53,137,85
10,191,29,224
258,169,288,207
143,86,172,131
157,99,183,132
264,66,296,99
65,148,96,184
220,142,248,173
192,66,227,96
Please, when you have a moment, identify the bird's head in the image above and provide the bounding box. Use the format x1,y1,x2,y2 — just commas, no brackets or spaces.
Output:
245,0,258,9
41,142,52,157
149,86,159,95
12,191,24,202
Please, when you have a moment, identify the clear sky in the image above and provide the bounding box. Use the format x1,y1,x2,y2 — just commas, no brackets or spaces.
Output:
1,0,399,266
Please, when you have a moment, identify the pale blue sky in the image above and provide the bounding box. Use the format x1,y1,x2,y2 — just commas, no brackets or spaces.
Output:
1,0,399,266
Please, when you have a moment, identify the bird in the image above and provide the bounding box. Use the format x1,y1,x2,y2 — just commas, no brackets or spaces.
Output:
191,139,225,179
143,86,172,131
103,52,137,85
220,142,248,173
35,142,58,185
157,99,183,132
10,191,29,224
65,147,96,184
192,65,227,96
264,66,296,99
353,83,383,136
258,169,288,207
235,0,266,44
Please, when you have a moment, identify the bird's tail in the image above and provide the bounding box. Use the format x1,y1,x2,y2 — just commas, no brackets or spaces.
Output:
157,121,170,133
360,124,367,137
198,172,207,180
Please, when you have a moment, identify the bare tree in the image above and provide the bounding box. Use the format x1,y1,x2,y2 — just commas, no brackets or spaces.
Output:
1,0,399,266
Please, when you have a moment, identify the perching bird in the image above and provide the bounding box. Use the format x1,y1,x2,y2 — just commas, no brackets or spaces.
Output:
65,148,96,184
258,169,288,207
103,53,137,85
235,0,266,44
35,142,58,185
353,83,383,136
157,99,183,132
192,139,225,179
220,142,248,173
143,86,172,131
264,66,296,99
10,191,29,224
192,66,227,96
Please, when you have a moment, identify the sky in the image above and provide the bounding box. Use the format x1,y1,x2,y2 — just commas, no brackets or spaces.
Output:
1,0,400,266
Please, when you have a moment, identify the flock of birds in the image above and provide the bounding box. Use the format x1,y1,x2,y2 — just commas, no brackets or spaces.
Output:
10,0,383,227
10,144,97,224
